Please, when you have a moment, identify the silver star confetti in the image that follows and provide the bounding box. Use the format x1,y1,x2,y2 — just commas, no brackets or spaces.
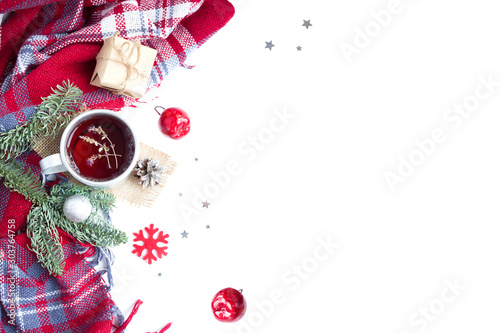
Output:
181,230,189,238
302,19,312,29
202,201,210,208
265,41,275,51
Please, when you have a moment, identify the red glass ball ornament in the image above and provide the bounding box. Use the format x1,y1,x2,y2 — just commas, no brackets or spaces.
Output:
211,288,247,322
156,106,190,139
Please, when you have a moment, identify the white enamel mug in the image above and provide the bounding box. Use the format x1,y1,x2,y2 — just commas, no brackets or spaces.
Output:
39,110,139,188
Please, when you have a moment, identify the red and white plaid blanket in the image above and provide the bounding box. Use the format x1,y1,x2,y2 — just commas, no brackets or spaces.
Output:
0,0,234,131
0,0,234,331
1,233,116,332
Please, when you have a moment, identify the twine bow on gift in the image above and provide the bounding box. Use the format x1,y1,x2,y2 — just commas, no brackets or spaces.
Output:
96,33,149,95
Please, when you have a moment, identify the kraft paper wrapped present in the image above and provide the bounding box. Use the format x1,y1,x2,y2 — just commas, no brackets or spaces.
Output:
90,34,157,98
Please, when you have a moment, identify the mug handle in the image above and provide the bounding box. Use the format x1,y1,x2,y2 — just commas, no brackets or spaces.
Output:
39,154,68,175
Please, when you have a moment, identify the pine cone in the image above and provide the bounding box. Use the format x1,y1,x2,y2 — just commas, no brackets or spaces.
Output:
133,158,163,189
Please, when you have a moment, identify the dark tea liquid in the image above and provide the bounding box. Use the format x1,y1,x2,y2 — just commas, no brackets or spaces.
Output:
66,115,135,181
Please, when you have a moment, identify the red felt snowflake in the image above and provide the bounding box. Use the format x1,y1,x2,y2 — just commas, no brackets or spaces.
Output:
132,224,169,264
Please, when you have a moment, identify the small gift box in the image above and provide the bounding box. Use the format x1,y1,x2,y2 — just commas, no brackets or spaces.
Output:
90,34,157,98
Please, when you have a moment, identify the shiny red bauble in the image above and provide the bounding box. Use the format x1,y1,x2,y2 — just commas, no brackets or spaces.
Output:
211,288,247,322
156,106,190,139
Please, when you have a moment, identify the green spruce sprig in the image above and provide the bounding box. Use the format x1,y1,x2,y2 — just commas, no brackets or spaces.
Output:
25,183,128,276
0,81,82,160
49,182,116,213
54,211,128,248
0,159,47,204
27,204,66,276
26,183,127,275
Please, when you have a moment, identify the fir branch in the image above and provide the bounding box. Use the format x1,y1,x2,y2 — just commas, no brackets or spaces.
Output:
25,183,126,275
27,204,65,276
54,212,128,248
26,184,126,276
49,183,116,214
48,183,124,246
0,159,47,204
0,81,82,160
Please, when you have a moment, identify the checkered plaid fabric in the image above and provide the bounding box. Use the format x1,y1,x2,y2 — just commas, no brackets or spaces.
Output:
0,0,235,131
0,233,114,332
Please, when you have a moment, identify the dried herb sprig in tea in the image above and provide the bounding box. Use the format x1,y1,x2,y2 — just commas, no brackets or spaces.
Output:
79,125,122,169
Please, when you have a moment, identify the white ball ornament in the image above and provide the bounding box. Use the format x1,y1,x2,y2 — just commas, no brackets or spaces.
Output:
63,195,92,223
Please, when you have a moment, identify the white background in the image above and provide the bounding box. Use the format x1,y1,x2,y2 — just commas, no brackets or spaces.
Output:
111,0,500,332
